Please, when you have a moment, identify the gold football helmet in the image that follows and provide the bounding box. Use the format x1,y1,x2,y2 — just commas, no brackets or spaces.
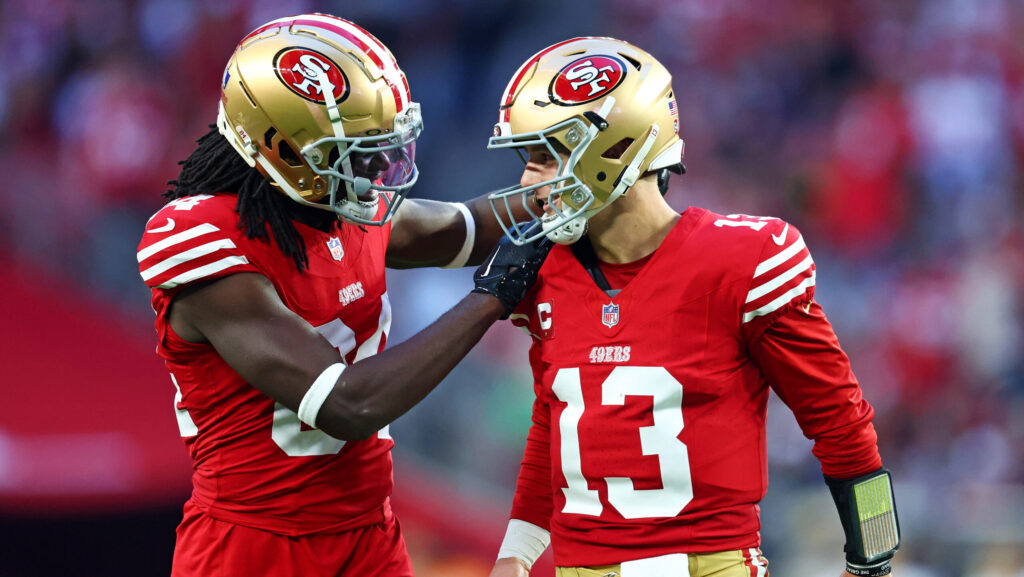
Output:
218,14,422,225
488,37,684,244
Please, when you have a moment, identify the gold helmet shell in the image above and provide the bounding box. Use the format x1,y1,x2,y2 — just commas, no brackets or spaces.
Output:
488,37,684,244
218,14,422,225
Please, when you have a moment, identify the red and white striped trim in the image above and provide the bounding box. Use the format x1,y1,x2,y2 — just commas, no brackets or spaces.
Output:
743,548,768,577
156,256,251,289
242,14,410,112
742,233,815,324
137,223,251,289
753,235,806,278
137,223,219,262
498,37,600,123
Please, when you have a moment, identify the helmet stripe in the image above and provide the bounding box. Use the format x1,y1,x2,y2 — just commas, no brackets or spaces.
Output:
499,37,597,122
239,14,409,113
295,14,409,112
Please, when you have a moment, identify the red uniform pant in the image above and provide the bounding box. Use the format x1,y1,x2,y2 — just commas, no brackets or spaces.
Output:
171,500,413,577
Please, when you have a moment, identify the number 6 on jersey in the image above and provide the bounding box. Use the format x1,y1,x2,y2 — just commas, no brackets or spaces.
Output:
552,366,693,519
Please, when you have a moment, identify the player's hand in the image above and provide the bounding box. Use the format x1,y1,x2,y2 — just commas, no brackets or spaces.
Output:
490,557,530,577
472,226,554,319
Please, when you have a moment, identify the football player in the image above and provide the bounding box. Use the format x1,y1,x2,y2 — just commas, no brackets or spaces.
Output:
486,38,900,577
137,14,550,577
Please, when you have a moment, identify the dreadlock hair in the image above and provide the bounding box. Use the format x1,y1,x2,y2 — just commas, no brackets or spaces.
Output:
166,125,310,272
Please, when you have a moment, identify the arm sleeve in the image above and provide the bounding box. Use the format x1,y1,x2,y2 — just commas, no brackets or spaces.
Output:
746,300,882,479
508,377,554,530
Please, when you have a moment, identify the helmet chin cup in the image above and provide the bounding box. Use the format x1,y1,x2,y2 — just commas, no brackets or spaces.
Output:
334,195,380,223
544,213,587,245
352,177,373,196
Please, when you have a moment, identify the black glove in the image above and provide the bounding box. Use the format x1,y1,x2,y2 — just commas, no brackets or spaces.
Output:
472,231,554,319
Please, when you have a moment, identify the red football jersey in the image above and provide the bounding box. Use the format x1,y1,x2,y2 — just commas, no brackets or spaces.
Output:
507,208,881,565
137,193,395,536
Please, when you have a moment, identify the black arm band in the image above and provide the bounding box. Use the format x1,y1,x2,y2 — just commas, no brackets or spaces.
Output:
824,468,900,575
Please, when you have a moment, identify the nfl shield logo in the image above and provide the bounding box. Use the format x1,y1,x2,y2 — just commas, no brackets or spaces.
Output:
327,236,344,261
602,302,619,328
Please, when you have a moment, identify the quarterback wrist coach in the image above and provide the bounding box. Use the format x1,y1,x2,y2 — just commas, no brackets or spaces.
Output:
824,468,900,577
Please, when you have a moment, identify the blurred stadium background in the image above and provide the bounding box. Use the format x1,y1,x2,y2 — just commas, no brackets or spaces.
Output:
1,0,1022,575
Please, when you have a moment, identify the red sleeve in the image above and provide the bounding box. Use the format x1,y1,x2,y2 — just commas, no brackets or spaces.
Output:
508,374,554,530
746,301,882,479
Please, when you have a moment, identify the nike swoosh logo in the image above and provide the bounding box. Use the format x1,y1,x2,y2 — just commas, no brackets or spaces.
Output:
147,218,175,233
771,222,789,245
481,249,499,277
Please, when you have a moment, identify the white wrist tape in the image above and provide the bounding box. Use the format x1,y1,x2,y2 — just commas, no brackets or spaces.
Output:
442,202,475,269
297,363,344,428
496,519,550,569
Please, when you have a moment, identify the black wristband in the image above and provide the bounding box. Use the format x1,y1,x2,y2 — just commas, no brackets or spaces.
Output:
846,559,892,576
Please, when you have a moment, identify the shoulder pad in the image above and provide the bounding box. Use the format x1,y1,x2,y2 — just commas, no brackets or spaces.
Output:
137,194,256,290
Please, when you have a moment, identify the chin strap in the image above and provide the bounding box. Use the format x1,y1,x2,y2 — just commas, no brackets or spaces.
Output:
316,68,376,217
599,121,660,212
546,99,661,246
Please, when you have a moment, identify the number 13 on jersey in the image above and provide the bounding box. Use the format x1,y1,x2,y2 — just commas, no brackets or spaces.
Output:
552,366,693,519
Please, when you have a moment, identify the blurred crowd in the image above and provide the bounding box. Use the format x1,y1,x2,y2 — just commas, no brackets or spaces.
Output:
1,0,1022,575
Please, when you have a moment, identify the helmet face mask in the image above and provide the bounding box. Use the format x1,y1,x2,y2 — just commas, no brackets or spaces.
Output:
488,37,685,245
218,14,422,226
488,115,602,245
301,102,421,225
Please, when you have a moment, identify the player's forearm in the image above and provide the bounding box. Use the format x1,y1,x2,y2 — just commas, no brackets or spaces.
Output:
315,292,504,439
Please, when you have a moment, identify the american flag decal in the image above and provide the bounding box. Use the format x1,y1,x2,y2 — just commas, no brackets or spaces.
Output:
668,98,679,133
602,302,620,328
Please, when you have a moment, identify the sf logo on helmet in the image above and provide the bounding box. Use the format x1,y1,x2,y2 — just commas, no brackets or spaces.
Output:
274,48,349,104
549,55,626,106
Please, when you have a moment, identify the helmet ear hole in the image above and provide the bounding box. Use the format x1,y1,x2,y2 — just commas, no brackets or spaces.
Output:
277,141,303,167
601,137,635,159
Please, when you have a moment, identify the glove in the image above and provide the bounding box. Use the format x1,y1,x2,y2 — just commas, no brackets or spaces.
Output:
472,229,554,319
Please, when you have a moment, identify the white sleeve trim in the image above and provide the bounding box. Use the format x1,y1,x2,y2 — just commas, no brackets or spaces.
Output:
297,363,345,427
156,255,250,289
496,519,550,569
140,238,237,281
441,202,475,269
742,271,816,323
137,223,220,262
753,234,806,278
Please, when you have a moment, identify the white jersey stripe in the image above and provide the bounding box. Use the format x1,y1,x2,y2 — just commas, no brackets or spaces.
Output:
746,255,814,303
157,255,250,289
353,293,392,362
742,271,816,323
140,238,237,281
753,234,806,278
748,548,767,577
137,223,220,263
